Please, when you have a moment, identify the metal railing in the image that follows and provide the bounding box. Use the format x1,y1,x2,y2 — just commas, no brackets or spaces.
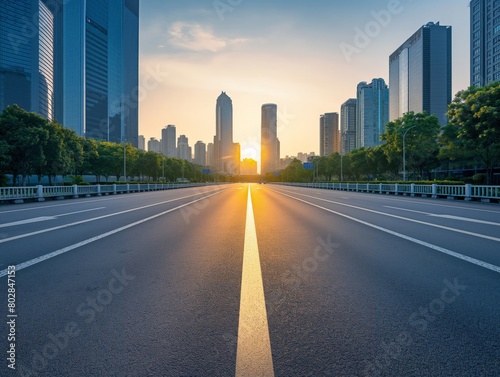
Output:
0,183,218,203
276,182,500,202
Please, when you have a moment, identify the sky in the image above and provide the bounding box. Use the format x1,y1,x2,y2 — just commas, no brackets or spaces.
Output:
138,0,471,167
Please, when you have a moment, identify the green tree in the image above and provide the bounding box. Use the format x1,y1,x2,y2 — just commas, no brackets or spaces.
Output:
381,111,441,180
446,82,500,184
0,105,49,185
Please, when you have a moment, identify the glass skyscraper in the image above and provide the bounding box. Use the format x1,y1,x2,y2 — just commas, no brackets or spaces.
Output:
389,22,452,126
319,112,339,157
0,0,55,119
60,0,139,146
356,79,389,148
215,91,237,173
470,0,500,86
261,103,278,174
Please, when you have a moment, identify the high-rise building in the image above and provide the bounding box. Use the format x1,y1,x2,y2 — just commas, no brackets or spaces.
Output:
177,135,190,161
356,79,389,148
194,141,207,166
138,135,145,150
60,0,139,146
148,137,160,153
241,158,258,175
340,99,357,154
389,22,452,126
215,91,237,173
320,112,339,156
261,103,278,175
161,125,176,157
470,1,500,86
206,142,214,168
0,0,55,119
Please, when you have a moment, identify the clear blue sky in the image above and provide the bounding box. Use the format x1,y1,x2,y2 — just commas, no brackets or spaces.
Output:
139,0,470,163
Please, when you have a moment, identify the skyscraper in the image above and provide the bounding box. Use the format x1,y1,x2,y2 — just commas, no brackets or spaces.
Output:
470,0,500,86
60,0,139,146
261,103,278,175
215,91,236,173
320,113,339,157
0,0,55,119
177,135,190,161
389,22,452,125
161,125,176,157
340,99,357,154
206,142,214,168
356,79,389,148
148,137,160,153
194,141,207,166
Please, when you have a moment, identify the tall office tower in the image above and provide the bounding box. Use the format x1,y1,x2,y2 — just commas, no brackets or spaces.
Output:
194,141,207,166
161,124,176,157
138,135,145,150
389,22,451,126
340,99,357,154
261,103,278,175
320,113,339,156
470,1,500,86
0,0,55,119
60,0,139,146
356,79,389,148
215,91,236,173
206,142,214,168
177,135,190,161
148,137,160,153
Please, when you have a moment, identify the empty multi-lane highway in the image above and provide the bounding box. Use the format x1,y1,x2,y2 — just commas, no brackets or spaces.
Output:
0,184,498,376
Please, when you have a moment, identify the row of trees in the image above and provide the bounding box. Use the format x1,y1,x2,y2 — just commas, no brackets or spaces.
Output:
277,82,500,184
0,105,207,186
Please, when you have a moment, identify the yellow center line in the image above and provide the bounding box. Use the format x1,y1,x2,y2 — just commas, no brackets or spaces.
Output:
235,185,274,377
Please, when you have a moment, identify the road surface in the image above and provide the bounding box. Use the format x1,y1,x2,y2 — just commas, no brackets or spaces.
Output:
0,183,498,376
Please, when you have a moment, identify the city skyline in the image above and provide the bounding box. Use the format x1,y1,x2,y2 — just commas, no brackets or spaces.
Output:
139,0,470,164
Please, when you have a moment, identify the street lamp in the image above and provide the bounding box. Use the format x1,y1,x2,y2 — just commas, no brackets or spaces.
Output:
123,123,127,182
402,123,418,181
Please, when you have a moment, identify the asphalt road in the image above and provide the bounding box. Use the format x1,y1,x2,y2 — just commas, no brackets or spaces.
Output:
0,183,498,376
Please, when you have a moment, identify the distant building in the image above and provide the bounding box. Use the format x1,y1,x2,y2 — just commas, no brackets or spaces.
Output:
177,135,190,161
215,91,238,173
340,99,357,154
194,141,207,166
241,158,258,175
148,137,160,153
0,0,55,119
320,112,339,156
261,103,279,174
356,78,389,148
389,22,452,125
161,125,177,157
207,142,214,168
470,0,500,86
138,135,145,150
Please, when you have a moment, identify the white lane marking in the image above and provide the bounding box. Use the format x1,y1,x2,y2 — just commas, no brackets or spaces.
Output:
385,206,500,226
0,217,56,228
0,207,106,228
0,191,224,278
0,188,226,245
236,186,274,377
272,188,500,243
272,189,500,275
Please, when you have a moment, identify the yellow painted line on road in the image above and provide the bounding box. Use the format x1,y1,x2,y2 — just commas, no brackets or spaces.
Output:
236,185,274,377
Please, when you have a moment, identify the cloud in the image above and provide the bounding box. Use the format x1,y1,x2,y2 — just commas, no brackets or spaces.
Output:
168,22,246,52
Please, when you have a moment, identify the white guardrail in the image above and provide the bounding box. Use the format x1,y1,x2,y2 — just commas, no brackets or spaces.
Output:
0,183,217,203
276,183,500,202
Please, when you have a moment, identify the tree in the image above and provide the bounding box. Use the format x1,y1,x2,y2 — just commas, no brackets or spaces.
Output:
381,111,441,180
0,105,49,185
446,82,500,184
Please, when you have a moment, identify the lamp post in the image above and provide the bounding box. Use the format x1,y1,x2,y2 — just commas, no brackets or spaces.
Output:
402,124,418,181
123,123,126,182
